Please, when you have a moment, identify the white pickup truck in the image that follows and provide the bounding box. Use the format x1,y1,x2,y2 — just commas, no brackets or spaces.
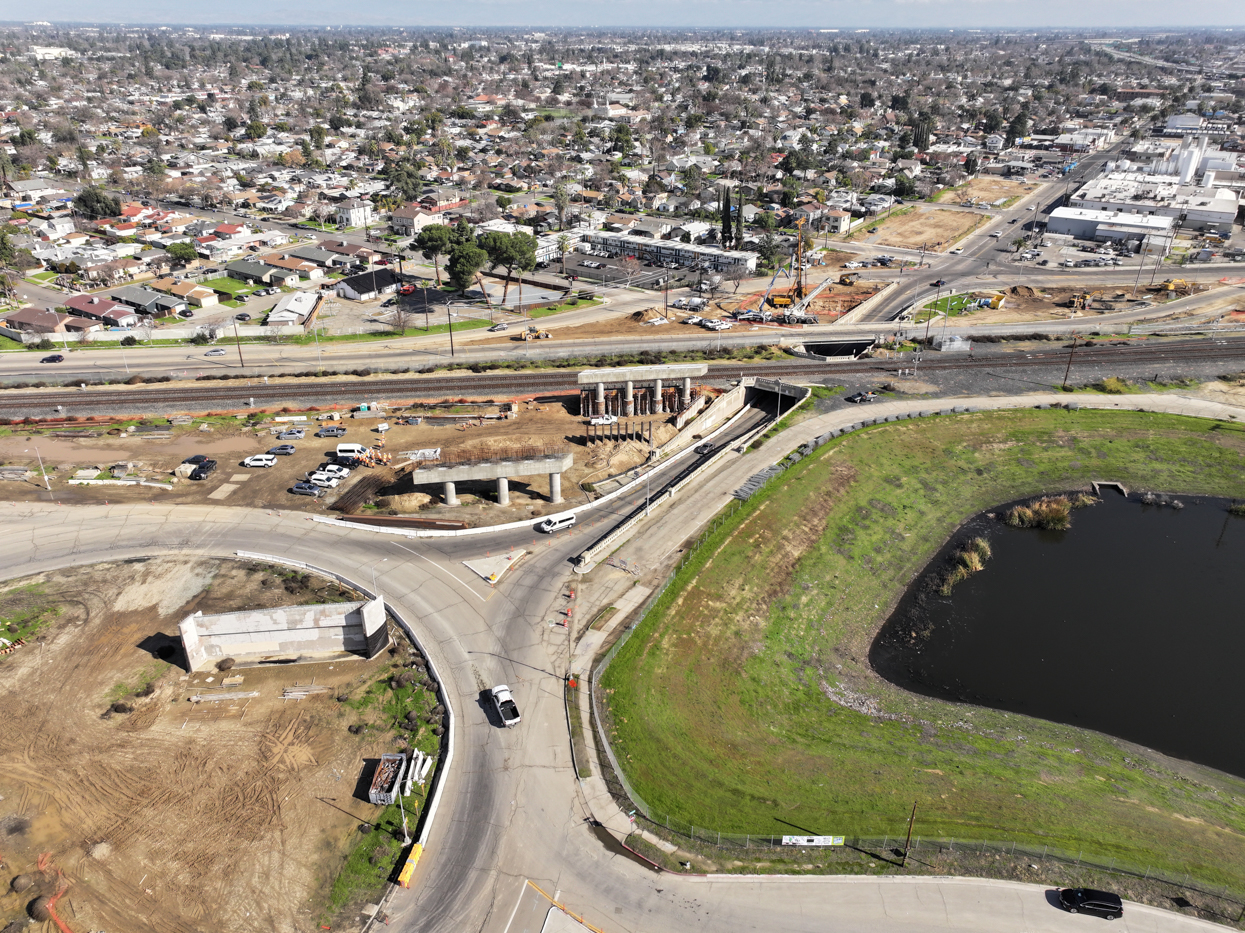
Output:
490,685,521,727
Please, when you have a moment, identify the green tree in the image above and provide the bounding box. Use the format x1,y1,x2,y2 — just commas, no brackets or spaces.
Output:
610,123,633,158
246,121,266,141
386,163,422,202
15,127,37,147
415,224,453,286
556,233,572,276
758,231,779,267
166,241,198,263
552,182,570,230
478,231,536,303
446,242,488,292
73,186,120,220
720,186,732,249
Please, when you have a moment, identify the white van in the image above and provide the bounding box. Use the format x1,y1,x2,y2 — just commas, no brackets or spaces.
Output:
537,514,576,534
336,443,369,460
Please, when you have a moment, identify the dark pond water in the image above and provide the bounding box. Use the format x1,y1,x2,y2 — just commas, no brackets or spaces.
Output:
871,492,1245,779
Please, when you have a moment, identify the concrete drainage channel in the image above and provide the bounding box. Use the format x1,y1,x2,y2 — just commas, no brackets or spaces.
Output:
233,550,454,922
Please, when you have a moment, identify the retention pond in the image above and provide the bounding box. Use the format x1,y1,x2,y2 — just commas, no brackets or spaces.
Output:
871,492,1245,779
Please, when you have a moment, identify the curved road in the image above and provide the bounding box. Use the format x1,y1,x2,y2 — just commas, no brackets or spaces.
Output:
1,393,1237,933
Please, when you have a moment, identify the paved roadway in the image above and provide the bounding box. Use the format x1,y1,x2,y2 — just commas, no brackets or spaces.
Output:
1,389,1240,933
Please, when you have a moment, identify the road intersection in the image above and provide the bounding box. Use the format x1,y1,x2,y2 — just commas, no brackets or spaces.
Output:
2,385,1242,933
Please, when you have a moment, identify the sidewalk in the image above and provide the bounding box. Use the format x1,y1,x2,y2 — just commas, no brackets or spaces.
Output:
567,388,1245,842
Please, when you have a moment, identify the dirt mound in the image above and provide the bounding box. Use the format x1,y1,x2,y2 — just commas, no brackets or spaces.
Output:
89,841,113,860
10,874,35,893
630,307,664,323
1009,285,1037,298
27,896,51,921
375,493,433,512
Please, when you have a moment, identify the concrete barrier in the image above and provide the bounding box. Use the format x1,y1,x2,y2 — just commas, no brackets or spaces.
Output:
835,281,898,326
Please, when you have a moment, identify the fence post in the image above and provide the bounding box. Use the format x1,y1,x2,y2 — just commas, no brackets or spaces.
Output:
949,838,954,851
1077,851,1082,867
746,834,749,848
1042,845,1047,860
1010,841,1015,856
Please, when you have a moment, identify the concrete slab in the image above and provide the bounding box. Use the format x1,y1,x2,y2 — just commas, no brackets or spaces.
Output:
229,474,251,482
462,550,527,586
540,907,584,933
207,483,238,499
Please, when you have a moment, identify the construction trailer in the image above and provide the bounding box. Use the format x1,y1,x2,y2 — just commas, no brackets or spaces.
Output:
369,752,408,805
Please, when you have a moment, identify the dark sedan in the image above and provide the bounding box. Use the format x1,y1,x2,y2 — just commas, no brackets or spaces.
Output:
1058,888,1123,920
41,354,64,363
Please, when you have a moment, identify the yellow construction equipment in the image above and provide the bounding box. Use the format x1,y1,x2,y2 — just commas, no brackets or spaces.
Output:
839,272,861,286
768,292,795,308
1156,279,1191,294
1070,290,1102,311
988,294,1006,310
522,325,551,341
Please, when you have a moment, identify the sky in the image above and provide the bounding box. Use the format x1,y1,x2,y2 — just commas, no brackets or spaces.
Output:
19,0,1245,29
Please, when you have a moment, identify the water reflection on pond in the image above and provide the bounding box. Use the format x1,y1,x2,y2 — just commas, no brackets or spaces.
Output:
871,493,1245,778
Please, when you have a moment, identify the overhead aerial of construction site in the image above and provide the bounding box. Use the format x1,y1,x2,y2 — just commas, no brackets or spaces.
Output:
0,557,445,933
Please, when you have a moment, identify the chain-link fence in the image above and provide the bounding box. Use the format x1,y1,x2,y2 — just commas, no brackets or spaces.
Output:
587,478,1245,913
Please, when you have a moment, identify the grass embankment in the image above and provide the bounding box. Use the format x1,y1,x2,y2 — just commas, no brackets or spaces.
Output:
321,653,443,921
601,409,1245,891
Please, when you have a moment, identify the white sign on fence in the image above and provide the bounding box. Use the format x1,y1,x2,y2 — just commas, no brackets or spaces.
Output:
781,835,845,847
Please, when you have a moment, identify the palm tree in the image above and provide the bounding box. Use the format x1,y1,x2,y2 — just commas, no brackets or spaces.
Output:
557,234,571,277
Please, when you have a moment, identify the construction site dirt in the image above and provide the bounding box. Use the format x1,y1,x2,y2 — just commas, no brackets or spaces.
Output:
940,282,1220,325
0,557,416,933
0,394,684,525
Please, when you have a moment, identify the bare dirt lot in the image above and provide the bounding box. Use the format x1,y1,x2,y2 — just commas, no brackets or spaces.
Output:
940,283,1207,325
872,207,988,252
0,557,434,933
0,393,693,526
935,177,1038,207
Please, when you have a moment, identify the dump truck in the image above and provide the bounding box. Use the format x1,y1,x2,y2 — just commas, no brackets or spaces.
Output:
490,684,521,727
368,752,408,805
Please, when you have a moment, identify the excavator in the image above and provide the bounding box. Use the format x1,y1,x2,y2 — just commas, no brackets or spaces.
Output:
839,272,861,286
1155,279,1192,295
1070,291,1101,311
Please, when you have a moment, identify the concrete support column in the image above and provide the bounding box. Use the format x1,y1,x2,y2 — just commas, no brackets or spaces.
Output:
595,381,605,416
624,380,634,417
654,378,664,414
444,481,459,507
497,476,510,506
681,376,692,408
548,472,563,504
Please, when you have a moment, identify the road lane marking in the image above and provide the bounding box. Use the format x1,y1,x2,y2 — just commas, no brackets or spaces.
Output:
501,877,528,933
390,542,487,601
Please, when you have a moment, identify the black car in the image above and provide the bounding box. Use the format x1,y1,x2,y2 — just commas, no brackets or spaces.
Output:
269,444,297,456
41,354,64,363
931,279,946,287
290,482,323,497
235,312,251,322
183,454,209,465
189,459,217,481
846,391,878,404
695,442,715,456
335,456,364,469
1058,889,1123,920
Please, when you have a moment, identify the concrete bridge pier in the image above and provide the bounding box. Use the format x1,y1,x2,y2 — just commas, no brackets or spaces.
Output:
595,381,605,416
549,472,562,504
654,378,664,414
681,376,692,407
444,481,459,507
497,476,510,506
624,380,634,416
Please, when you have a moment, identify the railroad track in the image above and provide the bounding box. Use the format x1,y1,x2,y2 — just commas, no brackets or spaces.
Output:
1,341,1244,415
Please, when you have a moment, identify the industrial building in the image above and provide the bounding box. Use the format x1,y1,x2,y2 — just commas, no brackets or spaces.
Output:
179,597,389,671
1069,175,1239,234
1045,207,1176,254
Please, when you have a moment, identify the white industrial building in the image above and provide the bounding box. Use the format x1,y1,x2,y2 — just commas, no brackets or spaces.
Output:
1046,207,1175,254
1070,174,1239,234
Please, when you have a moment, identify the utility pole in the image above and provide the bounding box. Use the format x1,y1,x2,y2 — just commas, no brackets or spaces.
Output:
232,320,245,368
446,296,455,357
902,801,917,867
1062,332,1078,389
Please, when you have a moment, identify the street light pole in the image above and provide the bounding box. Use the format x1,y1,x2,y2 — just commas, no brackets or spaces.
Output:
24,447,50,491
